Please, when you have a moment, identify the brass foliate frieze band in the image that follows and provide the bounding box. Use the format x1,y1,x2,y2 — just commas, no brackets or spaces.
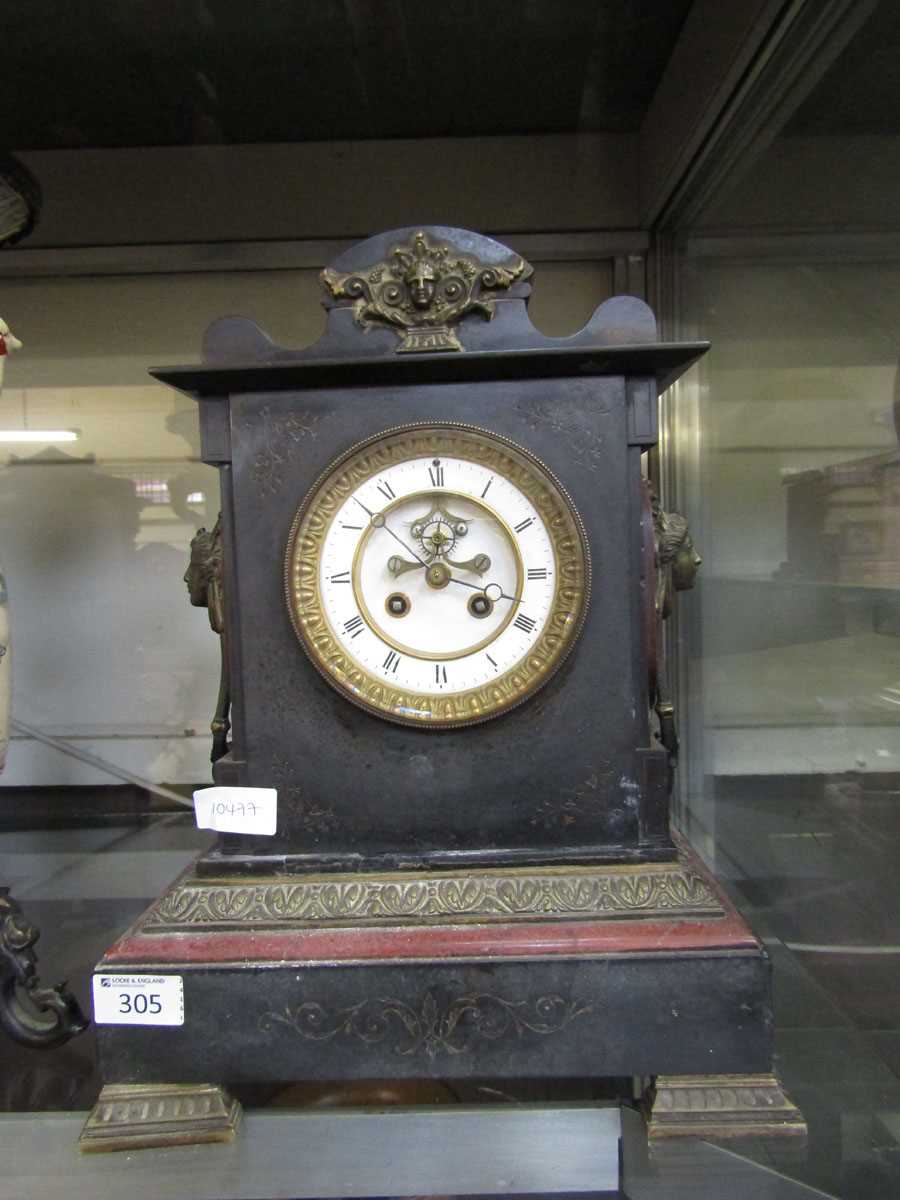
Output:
146,864,722,930
321,229,532,353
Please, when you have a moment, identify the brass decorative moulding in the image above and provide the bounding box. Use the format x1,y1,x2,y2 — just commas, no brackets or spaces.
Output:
647,1074,807,1141
79,1083,241,1153
146,862,724,931
321,229,532,353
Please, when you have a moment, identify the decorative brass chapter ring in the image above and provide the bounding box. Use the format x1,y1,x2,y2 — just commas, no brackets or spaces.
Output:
283,423,591,728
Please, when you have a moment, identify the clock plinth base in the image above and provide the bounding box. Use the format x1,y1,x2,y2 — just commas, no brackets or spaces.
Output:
78,1083,241,1153
646,1073,806,1141
91,840,786,1122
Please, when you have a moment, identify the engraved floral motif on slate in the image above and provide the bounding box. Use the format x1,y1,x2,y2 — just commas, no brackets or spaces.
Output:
521,399,608,471
249,407,321,496
266,753,338,835
259,990,591,1058
529,764,615,830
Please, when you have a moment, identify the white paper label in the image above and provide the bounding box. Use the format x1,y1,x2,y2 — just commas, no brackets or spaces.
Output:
92,974,184,1026
193,786,277,835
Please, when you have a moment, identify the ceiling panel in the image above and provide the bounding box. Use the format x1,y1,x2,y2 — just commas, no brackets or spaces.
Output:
785,0,900,135
5,0,692,150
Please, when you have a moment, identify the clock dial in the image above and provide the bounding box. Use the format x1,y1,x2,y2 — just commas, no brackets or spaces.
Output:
285,424,590,727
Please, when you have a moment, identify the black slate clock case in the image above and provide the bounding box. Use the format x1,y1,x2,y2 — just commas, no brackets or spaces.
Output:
155,226,706,877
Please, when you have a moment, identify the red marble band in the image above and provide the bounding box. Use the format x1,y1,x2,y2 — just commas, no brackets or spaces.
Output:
103,909,758,967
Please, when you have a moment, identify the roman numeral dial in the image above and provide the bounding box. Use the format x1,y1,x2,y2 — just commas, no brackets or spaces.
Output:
285,425,590,727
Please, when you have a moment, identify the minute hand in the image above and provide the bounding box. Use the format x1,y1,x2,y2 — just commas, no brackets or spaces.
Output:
449,577,521,605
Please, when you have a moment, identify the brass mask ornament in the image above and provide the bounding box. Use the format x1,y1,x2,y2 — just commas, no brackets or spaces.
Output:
185,517,225,634
652,496,702,620
321,230,532,353
649,493,702,767
184,517,230,761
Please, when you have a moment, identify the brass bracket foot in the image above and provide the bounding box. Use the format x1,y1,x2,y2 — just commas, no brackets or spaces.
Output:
79,1083,241,1153
646,1073,806,1141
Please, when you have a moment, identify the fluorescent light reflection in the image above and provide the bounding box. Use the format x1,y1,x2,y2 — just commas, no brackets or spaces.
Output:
0,430,79,443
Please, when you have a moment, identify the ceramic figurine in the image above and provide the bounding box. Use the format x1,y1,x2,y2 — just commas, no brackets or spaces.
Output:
0,317,22,394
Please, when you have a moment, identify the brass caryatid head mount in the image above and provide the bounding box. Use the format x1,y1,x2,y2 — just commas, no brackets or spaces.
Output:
321,229,532,354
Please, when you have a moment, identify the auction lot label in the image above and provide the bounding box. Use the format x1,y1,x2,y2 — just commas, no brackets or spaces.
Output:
92,974,184,1026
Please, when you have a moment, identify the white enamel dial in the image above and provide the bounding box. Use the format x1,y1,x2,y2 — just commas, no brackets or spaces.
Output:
285,425,590,727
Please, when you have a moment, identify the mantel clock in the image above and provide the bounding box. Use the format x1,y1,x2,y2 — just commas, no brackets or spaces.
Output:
82,228,804,1153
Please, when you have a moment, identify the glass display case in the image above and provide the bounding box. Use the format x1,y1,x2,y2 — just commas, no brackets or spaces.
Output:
2,3,899,1197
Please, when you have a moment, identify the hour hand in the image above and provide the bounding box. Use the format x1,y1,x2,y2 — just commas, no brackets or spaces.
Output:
445,553,491,575
387,554,424,578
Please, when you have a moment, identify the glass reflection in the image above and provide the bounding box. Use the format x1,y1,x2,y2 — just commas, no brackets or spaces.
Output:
0,385,220,788
682,252,900,1198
